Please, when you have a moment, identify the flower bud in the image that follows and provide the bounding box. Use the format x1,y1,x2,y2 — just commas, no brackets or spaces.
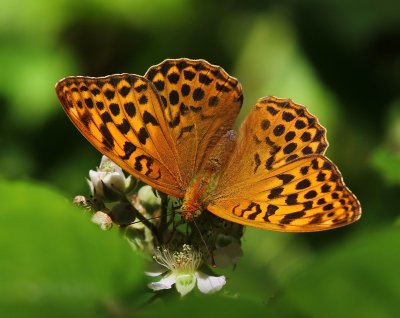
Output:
137,185,161,212
91,211,113,230
87,156,131,202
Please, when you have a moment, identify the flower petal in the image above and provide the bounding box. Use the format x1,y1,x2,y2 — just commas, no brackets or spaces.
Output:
148,272,176,291
195,272,226,294
103,172,126,193
145,262,167,277
175,273,197,297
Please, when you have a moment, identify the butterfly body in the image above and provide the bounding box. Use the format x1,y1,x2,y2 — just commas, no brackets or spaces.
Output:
56,58,361,232
181,129,238,220
181,178,209,220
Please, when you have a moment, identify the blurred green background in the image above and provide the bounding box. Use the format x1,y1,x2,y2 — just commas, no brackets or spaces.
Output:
1,0,400,317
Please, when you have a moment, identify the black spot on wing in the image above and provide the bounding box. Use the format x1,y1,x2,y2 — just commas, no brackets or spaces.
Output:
169,90,179,105
81,112,91,128
199,73,213,85
109,103,120,116
181,84,191,96
104,89,115,100
121,141,136,160
268,187,284,199
277,173,295,184
184,70,195,80
295,120,306,129
301,131,311,142
263,204,279,222
300,166,309,175
286,193,298,205
100,124,114,149
283,142,297,154
261,119,270,130
282,111,295,122
84,98,94,108
101,112,112,123
138,95,148,105
321,184,331,193
208,96,219,107
124,102,136,117
296,179,311,190
117,119,130,134
143,111,159,126
134,84,148,93
267,106,278,115
176,60,189,70
285,131,295,142
154,80,165,91
193,87,205,101
302,146,313,155
273,125,285,136
244,202,262,220
160,61,174,76
119,86,130,97
96,101,104,110
134,154,154,176
304,190,317,199
138,127,149,144
280,211,306,225
167,72,180,84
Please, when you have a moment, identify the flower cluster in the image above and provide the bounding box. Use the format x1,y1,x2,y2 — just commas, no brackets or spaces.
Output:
74,155,244,297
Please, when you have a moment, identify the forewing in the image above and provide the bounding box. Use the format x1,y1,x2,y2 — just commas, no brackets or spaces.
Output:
145,58,243,186
56,73,184,197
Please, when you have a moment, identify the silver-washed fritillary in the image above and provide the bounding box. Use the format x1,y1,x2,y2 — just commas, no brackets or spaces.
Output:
56,58,361,232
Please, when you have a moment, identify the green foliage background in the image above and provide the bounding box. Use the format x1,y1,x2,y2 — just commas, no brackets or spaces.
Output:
1,0,399,317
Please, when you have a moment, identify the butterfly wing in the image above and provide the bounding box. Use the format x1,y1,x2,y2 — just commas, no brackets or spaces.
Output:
207,96,361,231
56,59,243,197
56,73,185,197
145,58,243,186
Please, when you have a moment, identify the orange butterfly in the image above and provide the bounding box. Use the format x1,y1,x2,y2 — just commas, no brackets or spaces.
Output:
56,58,361,232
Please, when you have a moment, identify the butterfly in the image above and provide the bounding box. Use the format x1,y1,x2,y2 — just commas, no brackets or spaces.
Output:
56,58,361,232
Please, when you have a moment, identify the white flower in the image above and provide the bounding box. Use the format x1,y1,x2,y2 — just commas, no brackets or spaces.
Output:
146,245,226,297
87,155,131,202
137,185,161,211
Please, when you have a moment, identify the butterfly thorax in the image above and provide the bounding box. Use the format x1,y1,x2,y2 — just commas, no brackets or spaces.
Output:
181,174,218,221
181,130,237,221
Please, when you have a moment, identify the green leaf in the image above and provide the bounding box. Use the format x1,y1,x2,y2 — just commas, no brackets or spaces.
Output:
275,227,400,317
370,147,400,185
0,179,145,318
140,294,280,318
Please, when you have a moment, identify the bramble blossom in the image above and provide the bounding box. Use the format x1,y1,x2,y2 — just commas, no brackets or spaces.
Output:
146,245,226,297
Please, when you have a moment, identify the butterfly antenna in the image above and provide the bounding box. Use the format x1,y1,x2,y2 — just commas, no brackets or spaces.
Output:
192,218,217,268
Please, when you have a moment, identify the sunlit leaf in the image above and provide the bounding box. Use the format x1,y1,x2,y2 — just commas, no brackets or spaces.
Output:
0,179,145,318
